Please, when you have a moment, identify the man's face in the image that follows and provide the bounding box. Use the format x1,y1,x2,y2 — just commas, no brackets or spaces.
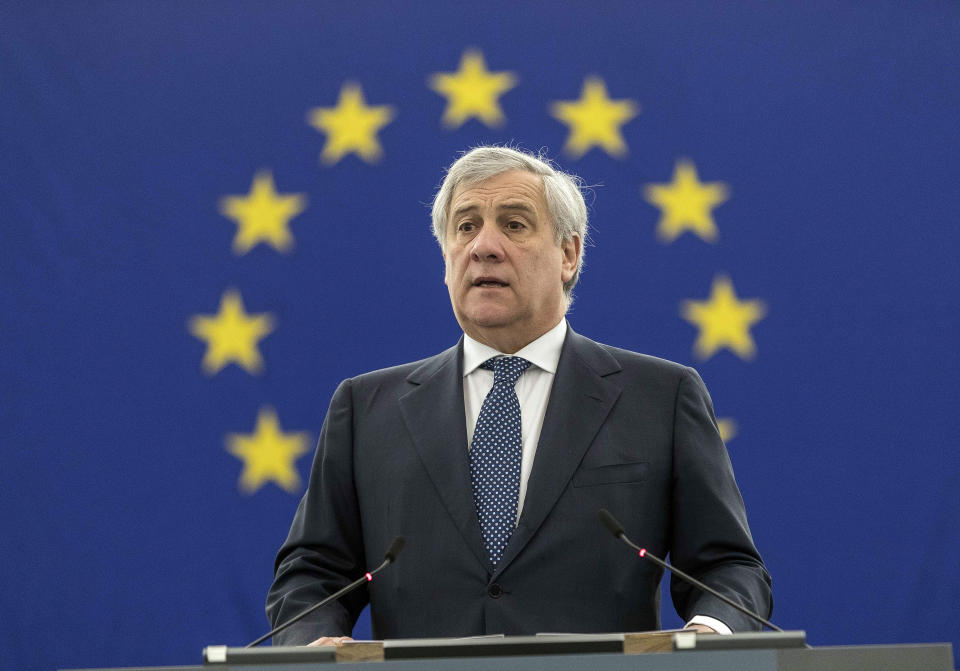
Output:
443,170,581,353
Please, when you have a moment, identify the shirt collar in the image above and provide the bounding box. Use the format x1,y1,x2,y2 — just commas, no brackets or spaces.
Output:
462,319,568,376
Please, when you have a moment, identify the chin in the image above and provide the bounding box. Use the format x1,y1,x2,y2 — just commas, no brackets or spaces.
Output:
460,301,520,329
468,311,515,329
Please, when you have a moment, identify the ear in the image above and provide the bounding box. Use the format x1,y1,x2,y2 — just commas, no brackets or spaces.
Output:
442,246,450,287
559,234,582,284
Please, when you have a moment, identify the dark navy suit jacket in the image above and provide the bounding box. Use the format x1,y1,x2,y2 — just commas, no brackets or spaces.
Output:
266,328,772,643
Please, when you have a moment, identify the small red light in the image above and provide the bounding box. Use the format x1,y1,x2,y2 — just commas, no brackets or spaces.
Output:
365,572,373,582
638,549,647,558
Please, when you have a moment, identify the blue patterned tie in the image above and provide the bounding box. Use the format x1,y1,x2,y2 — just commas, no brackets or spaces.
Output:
470,356,531,568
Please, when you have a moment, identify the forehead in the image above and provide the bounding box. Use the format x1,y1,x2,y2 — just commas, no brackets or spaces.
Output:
449,170,546,215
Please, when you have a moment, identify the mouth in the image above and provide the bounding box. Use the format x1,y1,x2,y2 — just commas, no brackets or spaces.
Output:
472,277,509,288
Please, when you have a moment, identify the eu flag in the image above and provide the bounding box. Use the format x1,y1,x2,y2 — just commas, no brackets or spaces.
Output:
2,3,958,669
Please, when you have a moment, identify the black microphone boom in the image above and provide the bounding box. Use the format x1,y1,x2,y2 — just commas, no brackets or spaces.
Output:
596,510,782,633
247,536,406,648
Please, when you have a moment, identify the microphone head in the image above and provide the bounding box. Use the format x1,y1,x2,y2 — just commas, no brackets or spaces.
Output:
598,509,625,539
384,536,405,562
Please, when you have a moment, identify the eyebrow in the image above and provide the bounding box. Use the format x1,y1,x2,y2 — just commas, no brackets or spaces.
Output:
451,201,535,219
499,201,535,213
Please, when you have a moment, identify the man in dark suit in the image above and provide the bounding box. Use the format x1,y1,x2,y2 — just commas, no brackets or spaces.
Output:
266,146,772,645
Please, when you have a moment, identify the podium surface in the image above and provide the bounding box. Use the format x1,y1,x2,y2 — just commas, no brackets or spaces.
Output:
62,632,954,671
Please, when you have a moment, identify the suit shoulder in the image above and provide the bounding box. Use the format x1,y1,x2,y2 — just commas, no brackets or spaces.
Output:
582,339,712,408
344,344,458,389
350,358,425,383
611,345,689,374
579,334,693,380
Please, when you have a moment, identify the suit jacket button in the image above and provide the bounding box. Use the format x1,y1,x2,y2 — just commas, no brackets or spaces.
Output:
487,583,503,599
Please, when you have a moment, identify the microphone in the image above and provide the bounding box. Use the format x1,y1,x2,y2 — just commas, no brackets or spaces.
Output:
383,536,405,563
247,536,406,648
597,510,782,633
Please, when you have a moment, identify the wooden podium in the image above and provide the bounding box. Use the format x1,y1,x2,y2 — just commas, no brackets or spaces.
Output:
63,632,954,671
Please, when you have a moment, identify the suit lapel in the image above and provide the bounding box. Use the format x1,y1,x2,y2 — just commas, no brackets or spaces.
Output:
494,328,623,577
398,341,490,571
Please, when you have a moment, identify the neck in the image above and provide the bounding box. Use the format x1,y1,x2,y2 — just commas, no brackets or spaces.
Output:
465,319,563,354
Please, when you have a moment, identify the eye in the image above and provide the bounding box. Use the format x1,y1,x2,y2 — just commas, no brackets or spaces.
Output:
506,220,526,231
457,221,476,232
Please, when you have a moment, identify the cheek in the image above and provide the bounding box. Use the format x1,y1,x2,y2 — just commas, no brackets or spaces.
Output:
443,254,463,288
528,253,560,283
442,250,452,286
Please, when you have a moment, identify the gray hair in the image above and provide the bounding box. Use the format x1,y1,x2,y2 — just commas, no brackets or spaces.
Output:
431,146,588,298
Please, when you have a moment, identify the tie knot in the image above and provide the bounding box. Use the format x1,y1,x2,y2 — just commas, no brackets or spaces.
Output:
482,356,531,386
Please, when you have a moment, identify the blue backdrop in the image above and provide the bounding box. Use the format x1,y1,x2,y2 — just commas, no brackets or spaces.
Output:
2,2,958,670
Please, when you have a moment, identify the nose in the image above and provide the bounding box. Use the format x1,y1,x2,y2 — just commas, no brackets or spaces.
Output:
470,221,505,262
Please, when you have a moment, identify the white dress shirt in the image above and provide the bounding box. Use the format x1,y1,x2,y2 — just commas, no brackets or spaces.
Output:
461,318,731,635
462,318,567,521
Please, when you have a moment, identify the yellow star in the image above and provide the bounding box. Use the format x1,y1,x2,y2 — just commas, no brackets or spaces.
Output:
644,160,729,243
428,49,517,128
218,171,307,255
226,407,311,494
188,289,275,375
681,276,767,360
717,418,738,444
307,82,395,165
549,77,639,158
